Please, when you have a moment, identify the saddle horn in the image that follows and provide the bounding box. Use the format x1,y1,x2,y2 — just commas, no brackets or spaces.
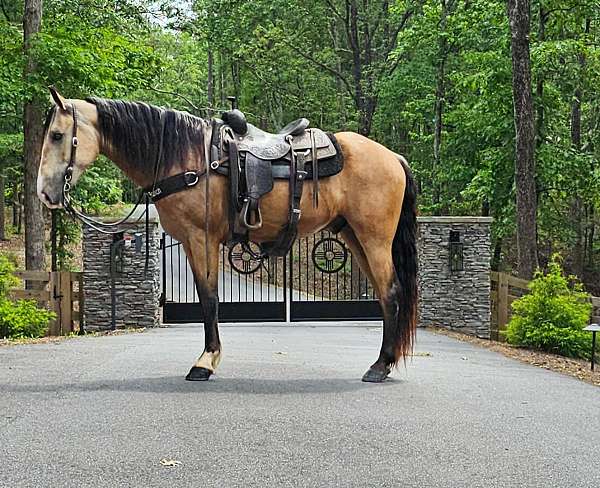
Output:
222,109,248,136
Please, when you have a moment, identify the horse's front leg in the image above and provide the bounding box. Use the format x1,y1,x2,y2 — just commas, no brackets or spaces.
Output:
182,234,222,381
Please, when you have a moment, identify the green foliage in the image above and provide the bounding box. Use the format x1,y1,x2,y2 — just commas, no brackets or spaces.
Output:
0,299,54,339
0,254,19,296
0,254,55,339
2,0,600,280
505,255,593,359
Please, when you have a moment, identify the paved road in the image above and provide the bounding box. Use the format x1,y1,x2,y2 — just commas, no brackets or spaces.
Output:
1,325,599,487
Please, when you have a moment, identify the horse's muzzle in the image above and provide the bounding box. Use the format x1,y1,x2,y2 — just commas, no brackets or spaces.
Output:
37,174,64,209
38,190,63,209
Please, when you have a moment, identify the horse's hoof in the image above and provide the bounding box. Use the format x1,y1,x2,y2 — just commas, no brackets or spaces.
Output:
361,367,390,383
185,366,212,381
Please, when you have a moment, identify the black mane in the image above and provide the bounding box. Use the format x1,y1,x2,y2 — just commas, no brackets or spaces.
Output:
86,97,206,174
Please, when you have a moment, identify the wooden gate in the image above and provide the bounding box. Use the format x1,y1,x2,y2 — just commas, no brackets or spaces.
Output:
9,271,84,336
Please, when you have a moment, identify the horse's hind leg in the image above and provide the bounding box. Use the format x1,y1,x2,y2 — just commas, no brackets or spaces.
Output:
340,227,377,287
182,233,222,381
341,226,398,381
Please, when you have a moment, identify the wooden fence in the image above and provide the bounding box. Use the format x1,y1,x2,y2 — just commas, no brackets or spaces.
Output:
490,272,600,341
8,271,84,336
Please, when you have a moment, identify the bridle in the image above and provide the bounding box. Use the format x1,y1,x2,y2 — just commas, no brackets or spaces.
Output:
58,102,212,279
62,103,147,236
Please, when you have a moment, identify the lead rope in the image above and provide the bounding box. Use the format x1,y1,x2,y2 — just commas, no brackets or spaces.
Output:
204,121,211,281
144,193,150,276
145,113,167,277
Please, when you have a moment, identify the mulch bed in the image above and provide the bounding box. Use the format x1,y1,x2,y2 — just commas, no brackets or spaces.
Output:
426,327,600,387
0,328,146,347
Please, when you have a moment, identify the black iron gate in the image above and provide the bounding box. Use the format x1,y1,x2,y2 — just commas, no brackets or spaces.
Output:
289,232,381,320
161,231,381,323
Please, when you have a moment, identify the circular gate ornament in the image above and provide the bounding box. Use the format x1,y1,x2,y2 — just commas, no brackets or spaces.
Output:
311,237,348,273
228,242,263,275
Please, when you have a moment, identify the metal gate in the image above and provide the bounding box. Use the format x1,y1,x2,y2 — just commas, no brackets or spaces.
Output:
161,231,381,323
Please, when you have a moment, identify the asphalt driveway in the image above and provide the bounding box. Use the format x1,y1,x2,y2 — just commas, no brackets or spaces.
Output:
1,325,598,487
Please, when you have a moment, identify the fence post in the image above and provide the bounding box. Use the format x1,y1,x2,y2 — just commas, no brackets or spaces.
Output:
47,272,61,336
77,273,85,334
59,271,73,335
498,273,509,332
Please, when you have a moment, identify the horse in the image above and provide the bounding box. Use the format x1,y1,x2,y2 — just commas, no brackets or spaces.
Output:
37,87,418,383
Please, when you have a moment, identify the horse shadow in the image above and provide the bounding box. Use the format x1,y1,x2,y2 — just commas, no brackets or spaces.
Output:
2,374,401,396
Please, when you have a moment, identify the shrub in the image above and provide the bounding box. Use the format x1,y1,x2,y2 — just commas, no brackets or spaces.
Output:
0,254,19,297
505,255,592,359
0,254,56,339
0,299,55,339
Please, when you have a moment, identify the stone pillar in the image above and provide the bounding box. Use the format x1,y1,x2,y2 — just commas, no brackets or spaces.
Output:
82,217,161,331
417,216,493,338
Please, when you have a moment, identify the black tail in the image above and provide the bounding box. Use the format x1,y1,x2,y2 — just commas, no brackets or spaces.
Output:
392,156,418,362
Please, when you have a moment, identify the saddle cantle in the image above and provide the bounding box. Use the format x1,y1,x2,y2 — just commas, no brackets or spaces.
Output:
211,110,343,256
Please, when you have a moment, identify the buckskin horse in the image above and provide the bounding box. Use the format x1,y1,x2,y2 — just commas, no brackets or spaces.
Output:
37,87,418,383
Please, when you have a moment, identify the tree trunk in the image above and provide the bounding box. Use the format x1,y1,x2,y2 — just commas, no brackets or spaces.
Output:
535,5,545,148
12,183,18,227
51,210,57,271
569,18,590,276
0,175,5,241
17,191,23,234
23,0,46,271
207,48,214,109
588,205,595,268
507,0,538,278
571,86,583,276
433,0,449,216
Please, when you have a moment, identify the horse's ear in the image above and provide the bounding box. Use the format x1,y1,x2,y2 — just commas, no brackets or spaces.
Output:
48,86,67,112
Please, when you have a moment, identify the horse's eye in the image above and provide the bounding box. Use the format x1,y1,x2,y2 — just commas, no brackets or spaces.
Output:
51,132,63,142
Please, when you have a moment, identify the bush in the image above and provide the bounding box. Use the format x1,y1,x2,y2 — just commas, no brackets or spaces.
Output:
505,255,592,359
0,299,55,339
0,254,19,296
0,254,56,339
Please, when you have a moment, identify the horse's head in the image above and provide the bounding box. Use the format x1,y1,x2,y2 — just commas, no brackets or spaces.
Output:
37,87,100,209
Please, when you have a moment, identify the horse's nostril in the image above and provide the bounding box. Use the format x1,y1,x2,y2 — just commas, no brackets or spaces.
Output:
42,192,56,206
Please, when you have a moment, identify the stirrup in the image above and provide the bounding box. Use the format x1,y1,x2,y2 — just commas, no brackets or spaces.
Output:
240,199,263,230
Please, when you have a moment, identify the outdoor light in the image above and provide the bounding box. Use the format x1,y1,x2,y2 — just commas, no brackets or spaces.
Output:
584,323,600,371
449,230,464,273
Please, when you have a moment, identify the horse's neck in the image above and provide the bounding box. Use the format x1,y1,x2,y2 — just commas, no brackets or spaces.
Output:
100,144,152,189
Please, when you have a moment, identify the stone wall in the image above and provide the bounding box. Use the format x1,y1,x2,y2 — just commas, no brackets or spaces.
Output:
417,216,492,338
83,218,161,331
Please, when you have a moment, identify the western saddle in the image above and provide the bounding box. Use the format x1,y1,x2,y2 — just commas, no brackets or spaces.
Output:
210,109,339,257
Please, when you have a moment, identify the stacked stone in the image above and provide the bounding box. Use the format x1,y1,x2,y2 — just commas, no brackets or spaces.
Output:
417,216,492,338
82,219,161,331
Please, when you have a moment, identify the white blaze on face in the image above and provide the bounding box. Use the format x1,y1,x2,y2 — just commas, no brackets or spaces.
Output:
194,350,222,372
